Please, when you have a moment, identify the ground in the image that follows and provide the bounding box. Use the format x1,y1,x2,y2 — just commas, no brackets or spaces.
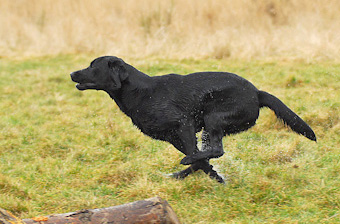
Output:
0,55,339,223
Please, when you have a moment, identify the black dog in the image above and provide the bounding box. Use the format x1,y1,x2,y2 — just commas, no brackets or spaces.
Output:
71,56,316,183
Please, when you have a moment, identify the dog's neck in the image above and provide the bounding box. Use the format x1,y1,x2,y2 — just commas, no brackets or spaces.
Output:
106,67,154,116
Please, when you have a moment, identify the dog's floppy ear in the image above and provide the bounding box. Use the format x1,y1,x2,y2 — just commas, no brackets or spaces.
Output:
108,58,128,89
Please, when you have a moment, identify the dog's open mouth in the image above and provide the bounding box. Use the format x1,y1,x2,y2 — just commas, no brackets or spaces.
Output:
75,83,97,90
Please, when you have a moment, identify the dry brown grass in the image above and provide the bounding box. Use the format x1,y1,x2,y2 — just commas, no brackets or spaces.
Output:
1,0,340,59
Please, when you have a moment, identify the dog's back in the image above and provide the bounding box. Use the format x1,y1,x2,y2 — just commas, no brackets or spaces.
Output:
149,72,260,134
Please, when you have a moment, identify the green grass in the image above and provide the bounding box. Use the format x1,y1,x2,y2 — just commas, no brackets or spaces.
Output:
0,55,339,223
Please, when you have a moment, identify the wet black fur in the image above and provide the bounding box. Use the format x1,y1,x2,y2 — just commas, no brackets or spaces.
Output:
71,56,316,183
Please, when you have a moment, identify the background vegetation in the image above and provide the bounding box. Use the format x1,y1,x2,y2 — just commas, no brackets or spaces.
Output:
0,1,339,223
1,0,340,60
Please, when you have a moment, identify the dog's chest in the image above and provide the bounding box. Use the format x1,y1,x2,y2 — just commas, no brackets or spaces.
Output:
130,107,177,128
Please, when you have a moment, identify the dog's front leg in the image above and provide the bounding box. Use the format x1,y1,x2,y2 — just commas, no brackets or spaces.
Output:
167,123,224,183
171,159,225,184
170,162,202,179
181,121,225,165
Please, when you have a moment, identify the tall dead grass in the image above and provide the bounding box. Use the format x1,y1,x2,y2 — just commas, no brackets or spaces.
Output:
1,0,340,60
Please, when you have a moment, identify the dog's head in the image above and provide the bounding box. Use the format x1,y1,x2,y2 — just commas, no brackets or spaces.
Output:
70,56,128,91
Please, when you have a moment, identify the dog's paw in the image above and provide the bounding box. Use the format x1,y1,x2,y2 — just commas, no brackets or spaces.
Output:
167,172,183,180
180,156,195,165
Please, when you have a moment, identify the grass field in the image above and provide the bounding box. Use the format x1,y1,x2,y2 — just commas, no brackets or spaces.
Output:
0,55,339,223
1,1,340,223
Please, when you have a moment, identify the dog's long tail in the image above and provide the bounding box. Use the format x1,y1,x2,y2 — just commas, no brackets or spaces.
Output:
258,90,316,141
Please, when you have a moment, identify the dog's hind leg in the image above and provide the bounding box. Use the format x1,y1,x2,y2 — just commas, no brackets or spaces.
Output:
201,129,212,151
200,130,225,183
198,159,225,184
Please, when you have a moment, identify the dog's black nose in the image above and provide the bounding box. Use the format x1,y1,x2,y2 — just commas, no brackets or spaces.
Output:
70,71,78,81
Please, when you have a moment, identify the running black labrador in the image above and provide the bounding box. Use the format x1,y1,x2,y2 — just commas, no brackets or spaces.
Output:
70,56,316,183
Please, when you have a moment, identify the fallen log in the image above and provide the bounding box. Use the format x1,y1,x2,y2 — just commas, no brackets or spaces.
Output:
20,197,181,224
0,208,25,224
